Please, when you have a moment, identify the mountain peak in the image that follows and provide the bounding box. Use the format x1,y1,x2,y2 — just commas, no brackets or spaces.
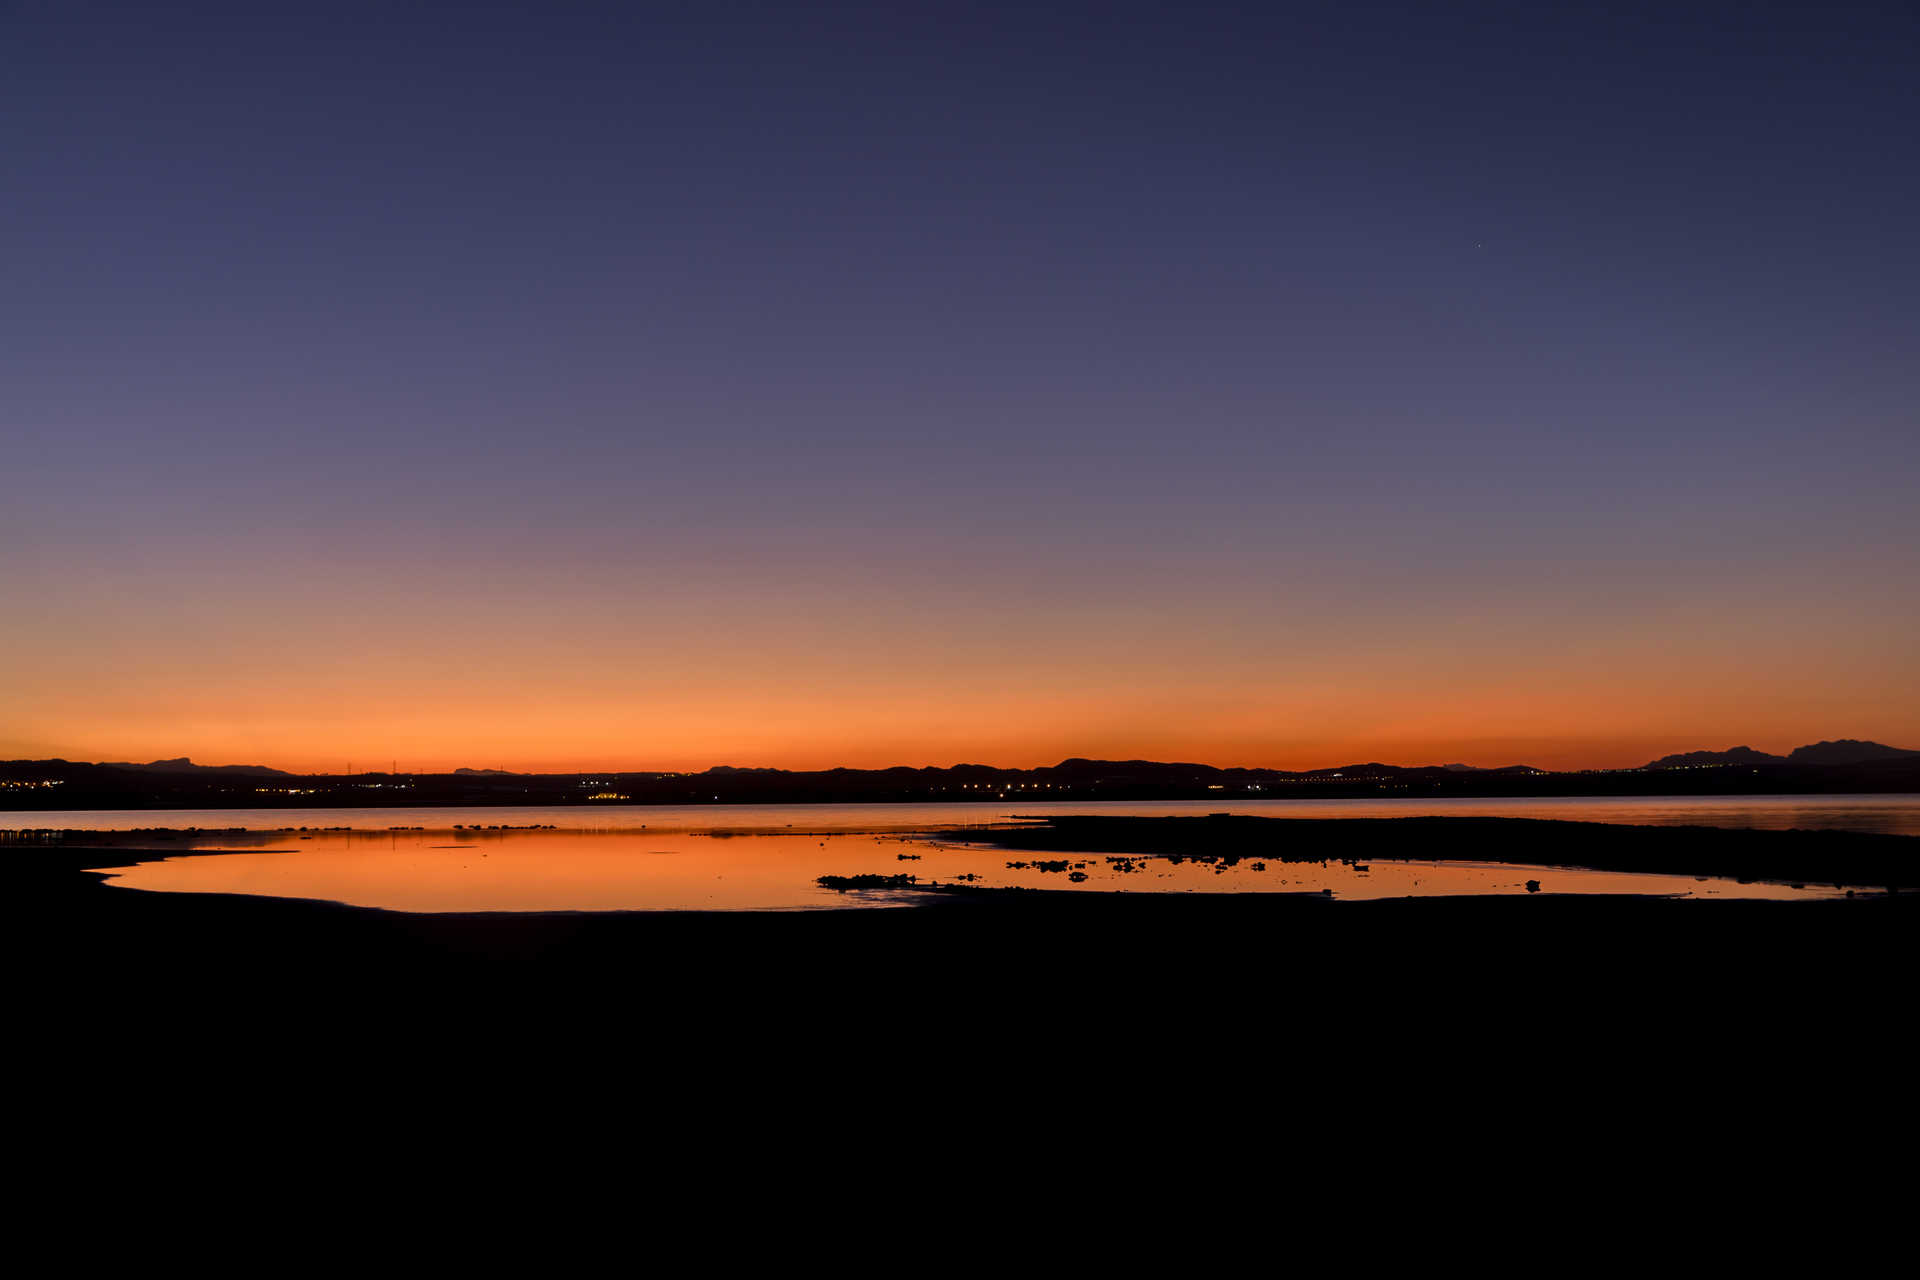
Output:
1787,740,1920,766
103,757,290,776
1645,746,1787,770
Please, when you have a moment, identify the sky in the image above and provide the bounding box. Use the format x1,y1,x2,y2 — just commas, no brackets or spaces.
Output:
3,0,1917,773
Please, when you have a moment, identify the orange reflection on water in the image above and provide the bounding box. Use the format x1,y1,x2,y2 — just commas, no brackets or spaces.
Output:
86,826,1850,912
95,830,925,912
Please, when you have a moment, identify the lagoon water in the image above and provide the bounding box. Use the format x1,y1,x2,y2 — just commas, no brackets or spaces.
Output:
12,792,1920,837
8,794,1911,912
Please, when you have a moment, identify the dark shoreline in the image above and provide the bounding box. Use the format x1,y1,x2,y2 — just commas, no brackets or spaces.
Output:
16,837,1917,1040
17,813,1918,932
937,814,1920,891
15,832,1919,1110
15,814,1917,965
20,837,1919,971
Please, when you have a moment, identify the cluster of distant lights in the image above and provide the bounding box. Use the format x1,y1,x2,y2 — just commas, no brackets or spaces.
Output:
0,779,64,790
250,783,415,795
575,777,680,787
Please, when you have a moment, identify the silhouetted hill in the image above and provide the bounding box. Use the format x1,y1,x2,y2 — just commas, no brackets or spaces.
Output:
5,745,1918,811
1643,740,1919,769
102,757,290,777
1788,740,1920,766
1646,746,1788,769
1052,757,1214,773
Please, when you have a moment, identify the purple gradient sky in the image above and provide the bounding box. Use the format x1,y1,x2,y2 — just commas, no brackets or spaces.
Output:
3,1,1916,771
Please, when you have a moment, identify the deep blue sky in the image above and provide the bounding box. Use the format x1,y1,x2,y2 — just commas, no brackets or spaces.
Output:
4,1,1917,769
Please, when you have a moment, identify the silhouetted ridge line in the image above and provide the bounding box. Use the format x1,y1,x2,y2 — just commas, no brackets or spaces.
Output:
1787,740,1920,766
1646,746,1789,769
1645,740,1918,769
102,757,291,777
5,739,1917,811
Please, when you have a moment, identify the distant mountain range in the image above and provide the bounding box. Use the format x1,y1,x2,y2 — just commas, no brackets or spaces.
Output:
7,741,1920,811
1643,746,1788,769
102,756,292,777
1644,740,1919,769
1787,739,1920,766
7,742,1915,779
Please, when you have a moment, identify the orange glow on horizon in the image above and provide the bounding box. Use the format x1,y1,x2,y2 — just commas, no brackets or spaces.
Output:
9,537,1915,777
10,677,1916,777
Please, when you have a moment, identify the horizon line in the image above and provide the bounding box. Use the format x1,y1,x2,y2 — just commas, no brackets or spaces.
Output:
9,736,1913,778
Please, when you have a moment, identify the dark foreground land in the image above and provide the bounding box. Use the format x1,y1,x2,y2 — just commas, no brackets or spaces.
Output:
15,823,1917,1054
11,827,1919,1188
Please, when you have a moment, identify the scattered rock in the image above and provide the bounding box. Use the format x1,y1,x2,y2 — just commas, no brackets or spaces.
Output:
816,873,917,891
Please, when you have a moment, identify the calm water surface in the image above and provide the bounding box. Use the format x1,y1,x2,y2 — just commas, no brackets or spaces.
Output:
10,794,1906,912
11,793,1920,836
75,827,1845,911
